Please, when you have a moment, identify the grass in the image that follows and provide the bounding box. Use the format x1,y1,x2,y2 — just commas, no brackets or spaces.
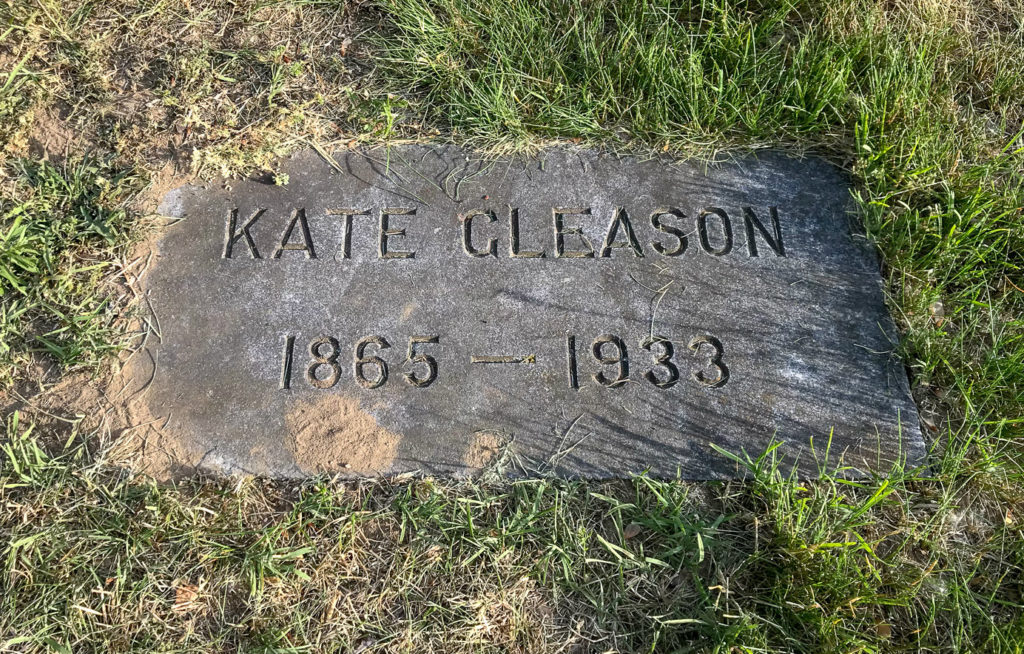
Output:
0,157,140,384
1,0,1023,651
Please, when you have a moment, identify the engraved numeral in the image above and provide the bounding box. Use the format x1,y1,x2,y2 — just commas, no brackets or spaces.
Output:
689,335,729,387
281,331,727,392
281,333,442,390
642,336,679,389
280,335,295,390
567,331,729,389
592,334,629,387
354,335,391,389
566,334,579,390
306,335,341,389
405,336,439,387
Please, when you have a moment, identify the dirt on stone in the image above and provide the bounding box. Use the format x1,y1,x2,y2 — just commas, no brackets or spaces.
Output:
116,348,208,480
463,431,506,470
285,394,401,476
133,158,195,217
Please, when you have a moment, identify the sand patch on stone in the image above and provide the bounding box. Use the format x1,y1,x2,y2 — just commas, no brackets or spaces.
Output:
285,395,400,475
463,431,506,470
115,349,207,480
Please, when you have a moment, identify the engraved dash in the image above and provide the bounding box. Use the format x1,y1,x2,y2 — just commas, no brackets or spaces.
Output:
470,354,537,364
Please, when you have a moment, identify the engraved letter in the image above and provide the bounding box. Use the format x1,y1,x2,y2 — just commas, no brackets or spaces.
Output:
743,206,785,257
461,210,498,258
553,207,594,258
326,208,370,260
223,207,264,259
600,207,644,258
379,208,416,259
650,208,688,257
272,208,316,259
509,207,545,258
697,207,733,256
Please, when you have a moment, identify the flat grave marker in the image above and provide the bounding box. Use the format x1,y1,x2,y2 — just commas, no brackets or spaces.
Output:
143,146,924,478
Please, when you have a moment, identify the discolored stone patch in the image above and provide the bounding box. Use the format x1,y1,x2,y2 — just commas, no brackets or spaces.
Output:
463,431,507,471
285,394,401,475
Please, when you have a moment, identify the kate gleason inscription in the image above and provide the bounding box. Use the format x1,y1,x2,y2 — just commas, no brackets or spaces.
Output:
220,204,785,261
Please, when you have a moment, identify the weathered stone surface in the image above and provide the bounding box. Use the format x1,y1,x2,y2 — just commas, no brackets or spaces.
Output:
143,145,924,478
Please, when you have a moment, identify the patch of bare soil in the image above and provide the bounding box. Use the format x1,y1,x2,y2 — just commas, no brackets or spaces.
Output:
1,345,203,481
26,107,76,160
285,394,401,475
134,157,195,217
463,431,506,470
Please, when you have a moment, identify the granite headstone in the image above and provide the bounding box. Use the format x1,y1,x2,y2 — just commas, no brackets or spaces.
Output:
144,146,924,478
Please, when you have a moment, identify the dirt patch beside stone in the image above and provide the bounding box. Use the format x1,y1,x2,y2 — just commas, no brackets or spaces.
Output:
0,344,204,481
26,107,77,160
285,394,401,475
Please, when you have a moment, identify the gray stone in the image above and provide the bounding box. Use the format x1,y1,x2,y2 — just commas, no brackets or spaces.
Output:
141,145,924,478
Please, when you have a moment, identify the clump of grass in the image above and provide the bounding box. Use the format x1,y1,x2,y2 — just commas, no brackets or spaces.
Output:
373,0,860,148
372,0,1024,152
0,53,48,154
0,157,141,383
0,0,405,177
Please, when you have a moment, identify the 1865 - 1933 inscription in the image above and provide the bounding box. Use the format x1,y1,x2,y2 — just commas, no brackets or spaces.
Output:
143,146,924,478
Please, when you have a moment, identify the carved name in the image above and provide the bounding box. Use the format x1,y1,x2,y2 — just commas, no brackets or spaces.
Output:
222,205,785,260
